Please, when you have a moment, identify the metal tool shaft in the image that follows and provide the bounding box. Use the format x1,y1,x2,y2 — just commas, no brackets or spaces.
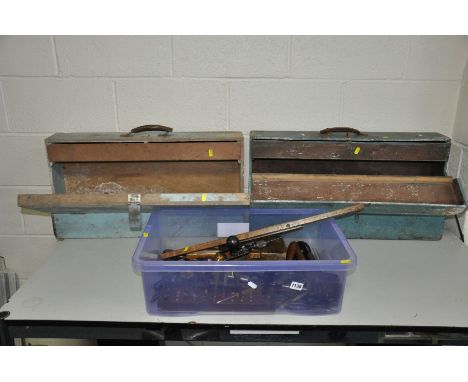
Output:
161,204,365,260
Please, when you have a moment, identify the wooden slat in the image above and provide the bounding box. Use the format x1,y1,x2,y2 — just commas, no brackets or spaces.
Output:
252,173,462,205
251,140,450,162
46,131,243,144
160,204,365,259
252,159,446,176
60,161,241,194
250,130,450,142
254,174,453,184
18,193,249,213
47,142,241,162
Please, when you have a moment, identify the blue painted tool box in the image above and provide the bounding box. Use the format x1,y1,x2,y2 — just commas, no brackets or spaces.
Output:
17,130,247,238
250,129,466,240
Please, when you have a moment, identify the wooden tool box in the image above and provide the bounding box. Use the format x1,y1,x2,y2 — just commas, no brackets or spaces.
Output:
250,128,466,240
18,127,247,238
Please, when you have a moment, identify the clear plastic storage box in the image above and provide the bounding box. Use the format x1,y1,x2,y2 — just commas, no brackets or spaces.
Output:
132,207,356,315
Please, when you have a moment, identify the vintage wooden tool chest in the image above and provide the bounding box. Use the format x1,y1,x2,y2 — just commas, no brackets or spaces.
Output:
250,128,466,240
18,127,247,238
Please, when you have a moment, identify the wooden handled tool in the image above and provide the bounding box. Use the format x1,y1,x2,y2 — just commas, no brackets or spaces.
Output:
160,204,366,260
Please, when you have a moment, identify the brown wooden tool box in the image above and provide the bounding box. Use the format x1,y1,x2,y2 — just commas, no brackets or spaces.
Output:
18,128,247,238
250,128,466,240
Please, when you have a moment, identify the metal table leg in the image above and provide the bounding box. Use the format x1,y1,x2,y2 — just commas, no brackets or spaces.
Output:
0,311,14,346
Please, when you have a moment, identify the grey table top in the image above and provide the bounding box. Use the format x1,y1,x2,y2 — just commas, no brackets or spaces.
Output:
2,232,468,327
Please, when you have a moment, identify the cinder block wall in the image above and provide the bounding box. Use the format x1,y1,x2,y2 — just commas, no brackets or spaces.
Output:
448,58,468,237
1,35,468,281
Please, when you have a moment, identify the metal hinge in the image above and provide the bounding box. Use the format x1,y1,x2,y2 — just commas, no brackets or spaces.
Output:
128,193,142,231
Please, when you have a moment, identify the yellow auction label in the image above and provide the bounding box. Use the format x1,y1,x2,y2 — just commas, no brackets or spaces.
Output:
354,147,361,155
183,246,189,252
143,232,149,238
340,259,352,264
201,193,207,202
208,148,214,157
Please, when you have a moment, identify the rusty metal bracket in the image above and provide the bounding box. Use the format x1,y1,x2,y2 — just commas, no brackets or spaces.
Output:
128,193,142,231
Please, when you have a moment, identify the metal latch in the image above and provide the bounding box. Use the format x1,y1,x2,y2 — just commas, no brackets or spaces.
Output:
128,193,142,231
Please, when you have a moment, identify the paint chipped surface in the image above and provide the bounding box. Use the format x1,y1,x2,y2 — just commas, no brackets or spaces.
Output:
94,182,124,194
61,161,242,194
252,174,461,205
157,193,249,205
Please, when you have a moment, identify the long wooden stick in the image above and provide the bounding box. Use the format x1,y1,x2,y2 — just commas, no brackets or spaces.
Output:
160,204,365,260
18,193,249,212
253,174,453,184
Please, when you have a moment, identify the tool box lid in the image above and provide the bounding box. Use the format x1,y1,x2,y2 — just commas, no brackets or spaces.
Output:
46,131,243,144
251,130,450,143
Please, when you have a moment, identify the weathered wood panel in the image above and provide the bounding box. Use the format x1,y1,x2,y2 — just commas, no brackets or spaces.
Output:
252,174,462,205
46,131,243,143
252,159,446,176
251,140,450,161
60,161,241,194
52,212,150,238
250,130,450,143
254,206,445,240
255,173,453,184
47,142,241,162
18,193,249,213
332,213,446,240
251,200,465,216
50,211,446,239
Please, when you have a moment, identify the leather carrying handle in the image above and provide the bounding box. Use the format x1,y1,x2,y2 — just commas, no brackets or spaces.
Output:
320,127,362,136
124,124,173,136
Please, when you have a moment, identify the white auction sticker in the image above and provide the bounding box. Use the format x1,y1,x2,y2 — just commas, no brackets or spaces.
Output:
289,281,304,291
247,281,258,289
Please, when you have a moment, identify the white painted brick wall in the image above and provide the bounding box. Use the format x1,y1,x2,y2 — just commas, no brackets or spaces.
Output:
230,80,342,132
0,188,26,235
445,141,468,242
173,36,289,78
444,142,464,239
116,79,228,131
1,35,468,280
453,82,468,145
0,237,57,280
291,36,409,79
446,147,468,240
0,36,57,76
2,78,117,132
460,147,468,193
459,147,468,239
447,142,462,178
405,36,468,80
342,81,460,135
0,187,54,235
21,187,54,235
0,83,8,131
55,36,171,77
451,59,468,241
0,135,50,185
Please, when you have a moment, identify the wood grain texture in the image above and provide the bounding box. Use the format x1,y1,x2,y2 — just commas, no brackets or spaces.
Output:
251,140,450,161
252,174,463,205
254,174,453,184
46,131,243,143
250,130,450,142
60,161,241,194
47,142,241,162
252,159,446,176
18,193,249,212
160,204,365,260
